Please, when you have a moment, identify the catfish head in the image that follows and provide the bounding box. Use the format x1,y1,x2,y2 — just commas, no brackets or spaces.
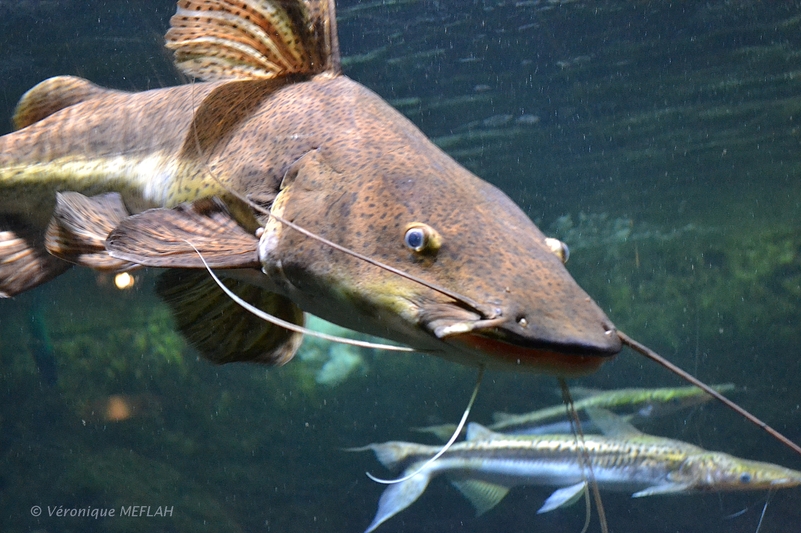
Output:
255,79,621,375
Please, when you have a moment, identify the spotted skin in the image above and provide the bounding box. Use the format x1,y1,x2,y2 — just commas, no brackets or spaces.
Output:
0,2,621,372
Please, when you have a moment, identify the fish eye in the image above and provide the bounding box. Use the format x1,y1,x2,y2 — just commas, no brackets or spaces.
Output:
740,472,752,483
405,227,425,250
544,237,569,263
403,223,442,255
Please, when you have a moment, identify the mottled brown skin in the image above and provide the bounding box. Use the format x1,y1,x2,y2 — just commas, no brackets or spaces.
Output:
0,72,621,373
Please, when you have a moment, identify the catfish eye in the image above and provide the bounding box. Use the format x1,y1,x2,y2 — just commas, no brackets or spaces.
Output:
403,222,442,255
405,227,425,250
740,472,752,483
544,237,570,263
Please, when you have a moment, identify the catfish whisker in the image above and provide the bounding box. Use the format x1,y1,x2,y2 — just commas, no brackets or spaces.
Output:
185,240,416,352
754,489,773,533
366,365,485,485
559,378,607,533
618,331,801,457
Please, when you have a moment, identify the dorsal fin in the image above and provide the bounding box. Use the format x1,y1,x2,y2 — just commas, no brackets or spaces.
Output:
13,76,122,130
165,0,340,81
465,422,506,442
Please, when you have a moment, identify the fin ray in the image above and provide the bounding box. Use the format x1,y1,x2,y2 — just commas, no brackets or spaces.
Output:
537,481,587,513
0,217,71,297
166,0,339,81
465,422,505,442
365,472,432,533
632,483,691,497
157,269,303,365
450,479,510,516
106,198,260,269
45,192,139,272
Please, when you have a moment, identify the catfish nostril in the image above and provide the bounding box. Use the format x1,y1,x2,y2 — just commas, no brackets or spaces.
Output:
517,316,528,328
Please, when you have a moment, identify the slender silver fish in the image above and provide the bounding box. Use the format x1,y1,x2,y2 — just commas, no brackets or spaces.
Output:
355,411,801,532
416,383,736,440
490,383,737,434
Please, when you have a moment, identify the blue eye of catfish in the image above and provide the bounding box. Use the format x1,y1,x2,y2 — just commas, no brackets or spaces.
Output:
404,227,426,251
740,472,752,483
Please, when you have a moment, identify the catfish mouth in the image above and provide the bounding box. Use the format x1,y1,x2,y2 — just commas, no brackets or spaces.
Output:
419,303,621,376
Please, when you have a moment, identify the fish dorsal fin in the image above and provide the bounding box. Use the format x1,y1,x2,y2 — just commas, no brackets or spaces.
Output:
465,422,506,442
585,407,643,437
450,479,511,516
165,0,340,81
13,76,122,130
157,269,304,365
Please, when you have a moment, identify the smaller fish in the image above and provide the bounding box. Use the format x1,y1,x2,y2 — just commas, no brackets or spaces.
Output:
355,409,801,532
491,383,737,434
416,383,735,440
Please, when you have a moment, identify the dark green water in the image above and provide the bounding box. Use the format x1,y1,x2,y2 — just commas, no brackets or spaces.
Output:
1,1,800,532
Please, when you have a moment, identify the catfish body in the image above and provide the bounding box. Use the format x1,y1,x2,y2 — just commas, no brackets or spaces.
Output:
0,0,621,372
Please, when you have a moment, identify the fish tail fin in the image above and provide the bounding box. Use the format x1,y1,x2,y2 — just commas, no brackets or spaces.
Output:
364,470,433,533
165,0,340,82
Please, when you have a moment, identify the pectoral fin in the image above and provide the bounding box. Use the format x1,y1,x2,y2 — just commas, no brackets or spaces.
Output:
45,191,138,271
631,483,692,497
450,479,510,516
157,269,303,365
107,198,260,269
537,481,587,513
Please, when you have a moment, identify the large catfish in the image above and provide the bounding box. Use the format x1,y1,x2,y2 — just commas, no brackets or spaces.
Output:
0,0,796,453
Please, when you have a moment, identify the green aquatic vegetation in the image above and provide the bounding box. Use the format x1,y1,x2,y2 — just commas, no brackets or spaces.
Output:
552,214,801,354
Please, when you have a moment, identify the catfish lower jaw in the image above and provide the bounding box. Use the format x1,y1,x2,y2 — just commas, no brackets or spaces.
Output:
445,332,619,376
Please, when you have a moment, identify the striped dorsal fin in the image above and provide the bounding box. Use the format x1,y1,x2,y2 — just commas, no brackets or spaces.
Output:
165,0,339,81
